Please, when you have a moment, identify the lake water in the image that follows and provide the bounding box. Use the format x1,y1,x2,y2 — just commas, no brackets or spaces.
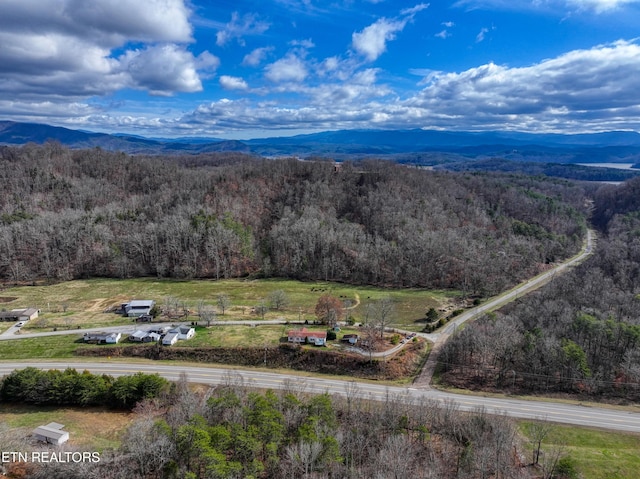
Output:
577,163,638,170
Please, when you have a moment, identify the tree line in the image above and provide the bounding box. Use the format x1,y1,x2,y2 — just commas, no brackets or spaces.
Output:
18,374,567,479
0,143,587,293
0,367,168,409
440,176,640,400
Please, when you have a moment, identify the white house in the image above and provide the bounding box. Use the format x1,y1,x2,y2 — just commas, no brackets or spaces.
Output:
287,328,327,346
173,326,195,340
33,423,69,445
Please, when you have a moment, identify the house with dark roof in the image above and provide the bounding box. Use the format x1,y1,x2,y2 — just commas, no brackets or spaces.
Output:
0,308,39,322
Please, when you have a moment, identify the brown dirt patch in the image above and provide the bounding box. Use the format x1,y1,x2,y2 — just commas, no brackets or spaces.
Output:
0,297,17,303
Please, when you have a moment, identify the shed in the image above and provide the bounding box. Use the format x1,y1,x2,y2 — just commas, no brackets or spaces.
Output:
33,423,69,445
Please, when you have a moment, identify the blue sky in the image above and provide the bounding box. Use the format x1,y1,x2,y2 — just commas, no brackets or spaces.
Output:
1,0,640,139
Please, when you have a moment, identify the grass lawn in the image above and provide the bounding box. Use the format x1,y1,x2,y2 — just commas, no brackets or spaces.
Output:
0,277,461,333
0,404,132,450
520,422,640,479
0,325,369,360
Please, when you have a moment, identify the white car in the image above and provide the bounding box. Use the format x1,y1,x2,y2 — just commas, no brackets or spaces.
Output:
16,321,25,327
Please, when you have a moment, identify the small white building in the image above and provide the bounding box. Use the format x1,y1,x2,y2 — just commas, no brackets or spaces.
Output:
33,423,69,445
162,332,179,346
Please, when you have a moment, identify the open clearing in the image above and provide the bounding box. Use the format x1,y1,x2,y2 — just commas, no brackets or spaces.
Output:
0,404,132,450
520,422,640,479
0,277,461,333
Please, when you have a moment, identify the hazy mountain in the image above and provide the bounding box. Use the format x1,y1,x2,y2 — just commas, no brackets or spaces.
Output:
2,121,640,163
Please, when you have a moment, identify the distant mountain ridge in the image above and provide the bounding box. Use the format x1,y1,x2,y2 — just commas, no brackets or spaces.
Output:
2,120,640,163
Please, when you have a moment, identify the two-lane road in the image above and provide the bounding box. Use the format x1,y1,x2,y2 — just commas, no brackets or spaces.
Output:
2,360,639,433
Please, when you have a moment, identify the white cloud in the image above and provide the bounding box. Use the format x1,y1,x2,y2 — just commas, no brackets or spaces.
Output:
216,12,269,47
120,45,218,96
568,0,638,11
243,47,274,67
265,54,308,82
352,4,428,61
67,0,193,43
175,40,640,135
352,18,408,61
220,75,249,90
0,0,216,100
455,0,640,13
406,40,640,131
435,30,451,39
476,27,489,42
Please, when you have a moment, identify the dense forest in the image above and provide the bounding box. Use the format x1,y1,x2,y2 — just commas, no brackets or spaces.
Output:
440,177,640,400
2,373,568,479
0,143,587,294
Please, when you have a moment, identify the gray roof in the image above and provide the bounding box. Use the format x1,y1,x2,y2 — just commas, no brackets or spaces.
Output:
127,300,155,308
33,423,68,440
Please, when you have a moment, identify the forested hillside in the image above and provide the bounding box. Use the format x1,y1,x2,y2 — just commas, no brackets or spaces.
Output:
0,143,586,292
441,177,640,400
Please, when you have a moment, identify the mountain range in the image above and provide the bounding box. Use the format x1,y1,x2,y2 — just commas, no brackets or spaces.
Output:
2,120,640,165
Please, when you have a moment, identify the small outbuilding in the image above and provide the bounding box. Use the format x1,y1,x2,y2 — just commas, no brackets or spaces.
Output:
33,423,69,445
341,334,359,345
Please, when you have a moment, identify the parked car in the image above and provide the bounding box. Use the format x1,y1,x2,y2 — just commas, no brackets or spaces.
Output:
16,321,25,327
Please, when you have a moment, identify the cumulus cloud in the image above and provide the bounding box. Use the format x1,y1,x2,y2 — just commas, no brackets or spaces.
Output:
120,45,218,96
265,54,308,82
352,3,428,61
352,18,408,61
175,40,640,135
243,47,274,67
216,12,269,46
406,40,640,131
0,0,216,100
220,75,249,90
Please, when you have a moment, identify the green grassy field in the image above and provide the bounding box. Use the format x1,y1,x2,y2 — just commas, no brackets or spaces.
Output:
520,421,640,479
0,324,374,361
0,277,461,332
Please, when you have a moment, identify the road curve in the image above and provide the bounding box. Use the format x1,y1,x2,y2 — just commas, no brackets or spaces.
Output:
414,229,595,387
1,360,638,433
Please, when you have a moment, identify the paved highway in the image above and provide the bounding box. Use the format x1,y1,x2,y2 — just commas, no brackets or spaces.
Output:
2,360,639,433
